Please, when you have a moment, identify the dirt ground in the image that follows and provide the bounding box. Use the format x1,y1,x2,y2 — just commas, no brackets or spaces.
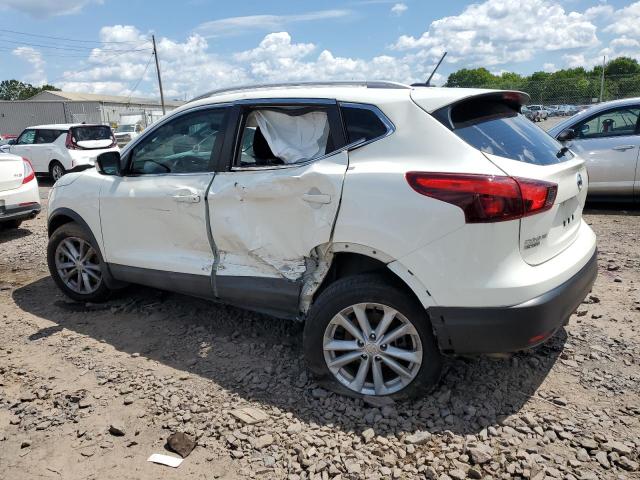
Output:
0,181,638,480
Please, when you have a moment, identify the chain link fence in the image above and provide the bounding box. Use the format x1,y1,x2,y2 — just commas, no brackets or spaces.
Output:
476,73,640,108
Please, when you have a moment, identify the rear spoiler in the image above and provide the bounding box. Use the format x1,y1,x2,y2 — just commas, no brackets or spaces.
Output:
411,88,530,113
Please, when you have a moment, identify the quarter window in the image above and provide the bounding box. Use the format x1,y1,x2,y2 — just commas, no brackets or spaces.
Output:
129,108,228,174
236,107,337,167
340,104,390,144
574,107,640,139
17,129,36,145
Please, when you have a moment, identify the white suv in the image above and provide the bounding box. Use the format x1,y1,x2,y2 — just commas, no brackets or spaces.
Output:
10,124,119,181
46,82,597,398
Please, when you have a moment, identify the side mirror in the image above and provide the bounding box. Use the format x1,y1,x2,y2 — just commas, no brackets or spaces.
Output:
556,128,576,142
96,151,123,176
7,139,16,145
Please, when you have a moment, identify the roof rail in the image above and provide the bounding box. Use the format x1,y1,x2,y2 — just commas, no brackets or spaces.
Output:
189,81,410,102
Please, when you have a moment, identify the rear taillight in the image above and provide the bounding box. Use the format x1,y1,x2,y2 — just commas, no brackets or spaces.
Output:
22,157,35,184
405,172,557,223
65,131,81,150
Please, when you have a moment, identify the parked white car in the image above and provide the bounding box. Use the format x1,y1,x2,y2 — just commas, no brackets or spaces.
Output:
548,97,640,200
46,82,597,398
527,104,549,122
10,124,119,181
0,153,40,229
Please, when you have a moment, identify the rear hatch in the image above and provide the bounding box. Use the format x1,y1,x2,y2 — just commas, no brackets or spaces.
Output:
0,153,24,192
71,125,114,149
430,92,588,265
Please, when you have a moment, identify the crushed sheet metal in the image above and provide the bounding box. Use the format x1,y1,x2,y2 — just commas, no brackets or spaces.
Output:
299,244,333,313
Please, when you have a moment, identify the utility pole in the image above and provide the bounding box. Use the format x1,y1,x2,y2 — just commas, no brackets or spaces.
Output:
152,34,166,115
599,55,606,103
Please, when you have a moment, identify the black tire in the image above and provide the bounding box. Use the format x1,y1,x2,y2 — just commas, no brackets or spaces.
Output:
0,219,23,230
47,222,112,302
303,274,442,399
49,161,65,181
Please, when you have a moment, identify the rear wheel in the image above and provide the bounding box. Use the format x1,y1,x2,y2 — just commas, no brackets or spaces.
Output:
49,161,65,181
304,274,442,399
0,219,22,230
47,222,112,302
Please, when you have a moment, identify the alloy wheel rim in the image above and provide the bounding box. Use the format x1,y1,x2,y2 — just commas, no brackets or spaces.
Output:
54,237,102,294
52,165,63,181
323,303,422,396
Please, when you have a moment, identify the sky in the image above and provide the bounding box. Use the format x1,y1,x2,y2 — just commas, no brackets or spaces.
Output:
0,0,638,100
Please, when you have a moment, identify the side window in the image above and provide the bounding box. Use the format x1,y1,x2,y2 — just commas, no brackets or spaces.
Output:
236,106,337,167
35,129,63,144
340,103,390,144
17,129,36,145
129,108,228,175
575,107,640,139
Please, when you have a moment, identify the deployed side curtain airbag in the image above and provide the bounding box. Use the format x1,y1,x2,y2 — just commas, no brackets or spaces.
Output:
253,110,329,164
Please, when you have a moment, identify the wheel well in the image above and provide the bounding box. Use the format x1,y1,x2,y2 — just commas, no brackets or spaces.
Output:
313,252,422,307
49,160,63,171
48,214,74,237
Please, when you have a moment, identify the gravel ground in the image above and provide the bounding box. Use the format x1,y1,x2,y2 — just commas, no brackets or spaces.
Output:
0,181,639,480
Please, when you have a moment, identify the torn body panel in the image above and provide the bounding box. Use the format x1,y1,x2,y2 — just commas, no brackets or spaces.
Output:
207,150,349,284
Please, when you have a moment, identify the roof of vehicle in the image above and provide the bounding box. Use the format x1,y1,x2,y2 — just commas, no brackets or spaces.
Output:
23,123,108,130
178,81,526,115
547,97,640,136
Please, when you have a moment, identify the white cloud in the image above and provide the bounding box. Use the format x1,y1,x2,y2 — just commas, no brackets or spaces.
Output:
12,46,47,85
391,3,408,16
542,62,557,73
392,0,598,67
194,10,351,38
0,0,102,18
583,4,615,22
603,2,640,37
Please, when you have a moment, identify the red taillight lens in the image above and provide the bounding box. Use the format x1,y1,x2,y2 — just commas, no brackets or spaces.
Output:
22,157,35,184
65,131,80,150
405,172,557,223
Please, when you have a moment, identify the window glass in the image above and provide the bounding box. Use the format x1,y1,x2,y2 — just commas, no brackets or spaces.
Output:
130,108,227,174
451,99,572,165
574,107,639,139
237,107,334,167
17,129,36,145
35,129,63,144
72,126,112,141
340,105,388,144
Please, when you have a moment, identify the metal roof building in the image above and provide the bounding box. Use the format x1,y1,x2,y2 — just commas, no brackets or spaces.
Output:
0,91,183,136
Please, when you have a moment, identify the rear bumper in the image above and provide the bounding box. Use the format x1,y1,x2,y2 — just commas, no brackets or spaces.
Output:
0,203,41,222
429,249,598,354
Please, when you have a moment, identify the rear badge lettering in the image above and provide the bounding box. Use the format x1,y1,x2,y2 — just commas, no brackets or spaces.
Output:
524,234,547,249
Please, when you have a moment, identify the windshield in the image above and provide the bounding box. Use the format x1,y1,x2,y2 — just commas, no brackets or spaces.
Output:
116,124,135,133
73,126,112,141
448,99,573,165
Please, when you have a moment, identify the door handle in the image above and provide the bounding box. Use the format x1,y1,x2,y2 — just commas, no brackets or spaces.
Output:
612,145,635,151
172,192,201,203
302,193,331,204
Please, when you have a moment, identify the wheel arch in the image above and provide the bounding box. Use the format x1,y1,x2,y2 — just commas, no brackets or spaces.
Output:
308,243,436,312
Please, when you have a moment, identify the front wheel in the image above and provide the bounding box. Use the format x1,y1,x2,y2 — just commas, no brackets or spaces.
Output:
47,222,112,302
303,274,442,399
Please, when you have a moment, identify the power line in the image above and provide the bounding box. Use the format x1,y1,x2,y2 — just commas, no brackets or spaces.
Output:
0,28,145,45
126,53,155,101
0,37,151,52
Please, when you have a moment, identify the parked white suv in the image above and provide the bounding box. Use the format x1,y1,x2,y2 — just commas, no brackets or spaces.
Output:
10,124,119,181
0,153,40,229
46,82,597,398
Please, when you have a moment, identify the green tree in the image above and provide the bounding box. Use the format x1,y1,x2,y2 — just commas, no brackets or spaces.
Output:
604,57,640,76
0,79,60,100
445,68,497,87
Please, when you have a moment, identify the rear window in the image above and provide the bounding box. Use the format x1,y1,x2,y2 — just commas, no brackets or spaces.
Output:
72,125,112,141
442,98,572,165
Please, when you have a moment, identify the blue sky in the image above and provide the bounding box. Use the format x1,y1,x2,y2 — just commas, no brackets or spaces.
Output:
1,0,638,99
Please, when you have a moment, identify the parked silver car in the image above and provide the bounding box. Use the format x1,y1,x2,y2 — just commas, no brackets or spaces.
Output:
548,97,640,200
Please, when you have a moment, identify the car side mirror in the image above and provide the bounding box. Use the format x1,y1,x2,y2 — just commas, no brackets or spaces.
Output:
7,139,15,145
96,151,123,176
556,128,576,142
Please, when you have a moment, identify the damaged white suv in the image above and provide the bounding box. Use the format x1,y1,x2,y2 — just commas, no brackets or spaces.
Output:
47,82,597,398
